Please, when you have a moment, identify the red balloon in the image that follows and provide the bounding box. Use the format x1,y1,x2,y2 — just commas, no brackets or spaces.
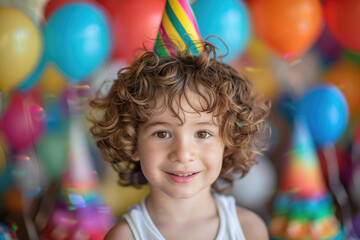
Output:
98,0,166,62
324,0,360,53
44,0,94,20
0,90,44,151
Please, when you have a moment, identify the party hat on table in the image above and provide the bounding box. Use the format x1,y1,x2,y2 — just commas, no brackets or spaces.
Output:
269,116,344,239
154,0,202,57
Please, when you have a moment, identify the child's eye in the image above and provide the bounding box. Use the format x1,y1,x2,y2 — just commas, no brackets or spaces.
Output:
196,131,211,139
153,131,170,139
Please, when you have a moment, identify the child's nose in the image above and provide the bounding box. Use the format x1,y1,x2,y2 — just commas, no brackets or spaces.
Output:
168,138,194,163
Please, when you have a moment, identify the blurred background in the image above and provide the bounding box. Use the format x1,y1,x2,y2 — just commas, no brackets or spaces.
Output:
0,0,359,239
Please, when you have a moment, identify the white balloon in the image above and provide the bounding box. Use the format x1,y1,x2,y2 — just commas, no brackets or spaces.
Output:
89,60,126,98
231,155,277,211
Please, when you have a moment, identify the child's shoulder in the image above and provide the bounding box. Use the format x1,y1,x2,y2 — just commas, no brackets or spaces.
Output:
104,219,134,240
236,206,269,240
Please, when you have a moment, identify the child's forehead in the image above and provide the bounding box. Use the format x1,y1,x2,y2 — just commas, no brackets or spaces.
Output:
146,91,218,125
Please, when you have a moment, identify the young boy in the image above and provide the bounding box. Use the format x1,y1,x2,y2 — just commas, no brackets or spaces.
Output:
89,41,271,239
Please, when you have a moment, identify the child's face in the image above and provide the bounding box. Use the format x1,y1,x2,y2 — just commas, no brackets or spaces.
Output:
132,91,225,199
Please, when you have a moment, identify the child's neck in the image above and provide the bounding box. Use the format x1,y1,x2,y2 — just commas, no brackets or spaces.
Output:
145,187,217,224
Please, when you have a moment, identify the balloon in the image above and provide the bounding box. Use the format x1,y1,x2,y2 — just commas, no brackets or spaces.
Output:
251,0,323,59
232,37,278,99
38,63,67,96
89,59,125,98
324,0,360,53
0,90,45,151
102,165,149,217
0,7,42,93
192,0,251,62
297,84,349,146
45,3,112,82
323,60,360,115
98,0,165,62
231,156,277,211
17,43,48,92
44,0,94,20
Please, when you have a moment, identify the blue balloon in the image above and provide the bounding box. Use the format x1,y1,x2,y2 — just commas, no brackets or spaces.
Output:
297,84,349,147
45,3,112,82
192,0,251,62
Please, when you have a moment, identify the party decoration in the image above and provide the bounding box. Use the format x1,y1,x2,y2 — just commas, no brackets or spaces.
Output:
233,37,278,99
251,0,323,59
154,0,202,57
323,60,360,115
297,84,349,147
98,0,165,62
17,41,47,92
44,0,94,20
102,165,150,217
37,64,67,96
11,150,43,198
231,155,276,211
45,3,112,82
324,0,360,53
41,117,114,239
192,0,250,62
0,90,45,151
0,223,17,239
0,7,42,93
269,116,343,239
89,59,125,98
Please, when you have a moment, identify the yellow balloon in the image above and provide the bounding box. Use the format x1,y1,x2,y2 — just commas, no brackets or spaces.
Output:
102,166,149,217
0,7,42,93
38,64,67,96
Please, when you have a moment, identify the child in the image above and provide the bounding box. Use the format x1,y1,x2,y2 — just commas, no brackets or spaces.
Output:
88,40,271,240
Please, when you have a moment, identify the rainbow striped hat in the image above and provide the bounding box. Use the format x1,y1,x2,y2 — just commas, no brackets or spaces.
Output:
154,0,202,57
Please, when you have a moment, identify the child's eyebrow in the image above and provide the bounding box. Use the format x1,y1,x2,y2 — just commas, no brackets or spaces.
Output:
143,121,170,128
195,121,217,126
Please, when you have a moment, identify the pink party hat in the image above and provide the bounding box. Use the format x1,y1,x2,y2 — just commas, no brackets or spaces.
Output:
154,0,202,57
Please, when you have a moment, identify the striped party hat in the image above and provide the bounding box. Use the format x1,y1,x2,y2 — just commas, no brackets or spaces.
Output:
154,0,202,57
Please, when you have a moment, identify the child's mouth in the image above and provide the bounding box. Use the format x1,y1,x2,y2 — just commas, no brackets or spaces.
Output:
166,172,199,183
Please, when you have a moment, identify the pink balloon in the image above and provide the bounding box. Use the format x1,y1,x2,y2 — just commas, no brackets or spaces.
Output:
0,91,44,151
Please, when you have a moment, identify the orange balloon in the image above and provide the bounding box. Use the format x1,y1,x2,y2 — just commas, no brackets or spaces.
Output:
251,0,323,59
323,60,360,115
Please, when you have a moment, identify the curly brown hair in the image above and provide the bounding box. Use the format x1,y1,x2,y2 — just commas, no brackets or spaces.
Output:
88,40,271,193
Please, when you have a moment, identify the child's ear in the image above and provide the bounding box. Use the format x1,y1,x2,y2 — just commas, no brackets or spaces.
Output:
131,151,140,161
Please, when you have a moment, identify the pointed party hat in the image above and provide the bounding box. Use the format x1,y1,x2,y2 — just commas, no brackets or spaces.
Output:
154,0,202,57
280,115,327,197
269,115,344,239
41,116,114,239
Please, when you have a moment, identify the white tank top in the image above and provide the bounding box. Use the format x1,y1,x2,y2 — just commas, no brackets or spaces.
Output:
123,194,246,240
